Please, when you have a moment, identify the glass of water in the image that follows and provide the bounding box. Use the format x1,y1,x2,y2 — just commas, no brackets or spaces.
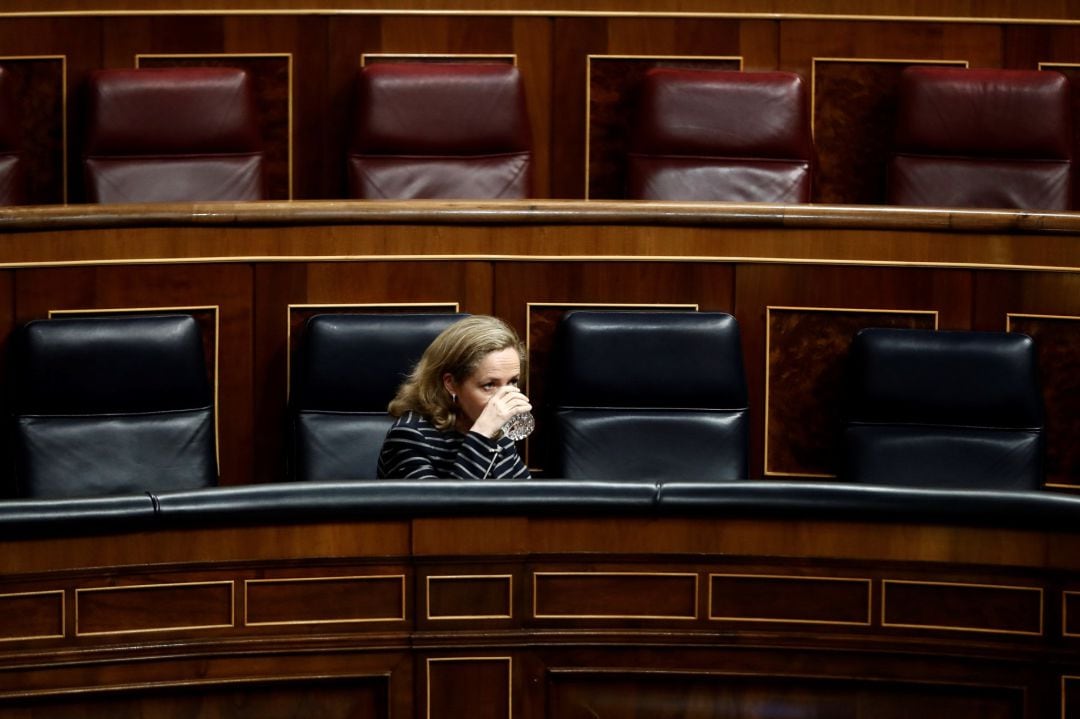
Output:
501,412,536,441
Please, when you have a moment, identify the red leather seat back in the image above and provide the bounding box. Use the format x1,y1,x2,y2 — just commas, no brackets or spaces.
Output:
0,66,26,206
628,69,814,203
83,67,266,203
888,67,1072,210
348,63,533,199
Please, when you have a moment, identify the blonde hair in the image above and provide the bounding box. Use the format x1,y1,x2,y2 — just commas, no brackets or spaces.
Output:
388,315,526,431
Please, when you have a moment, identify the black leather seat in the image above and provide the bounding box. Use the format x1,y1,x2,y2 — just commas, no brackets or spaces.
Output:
11,314,217,498
547,311,749,480
841,328,1044,489
290,313,467,481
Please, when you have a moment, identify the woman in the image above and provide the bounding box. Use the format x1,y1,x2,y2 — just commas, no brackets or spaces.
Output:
377,315,533,479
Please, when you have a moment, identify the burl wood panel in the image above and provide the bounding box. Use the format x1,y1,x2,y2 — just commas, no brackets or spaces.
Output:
245,575,405,625
811,58,966,204
882,581,1043,636
137,54,292,200
426,574,513,620
548,672,1022,719
533,572,697,619
427,657,510,719
1067,592,1080,637
765,307,936,477
0,57,64,205
0,676,390,719
709,574,870,625
0,591,63,642
1068,676,1079,719
586,55,741,200
75,581,233,636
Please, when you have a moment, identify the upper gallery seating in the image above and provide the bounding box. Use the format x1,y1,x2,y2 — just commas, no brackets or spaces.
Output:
547,311,749,480
841,327,1044,489
887,66,1072,210
82,67,267,203
10,314,218,498
290,312,466,481
626,68,814,202
347,62,534,199
0,66,25,206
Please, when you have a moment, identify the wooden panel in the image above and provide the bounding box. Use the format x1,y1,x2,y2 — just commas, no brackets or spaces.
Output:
586,54,741,200
76,581,234,636
1067,676,1080,719
245,575,405,626
548,672,1023,719
709,574,870,625
427,657,510,719
1067,592,1080,637
533,572,697,619
0,56,65,205
765,306,937,477
882,580,1043,636
0,591,63,642
426,574,513,620
15,264,255,485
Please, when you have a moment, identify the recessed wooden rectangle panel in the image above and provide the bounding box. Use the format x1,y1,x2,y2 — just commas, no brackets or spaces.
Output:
427,575,512,620
77,582,233,636
1066,676,1079,719
0,590,63,641
246,575,405,626
709,574,870,625
534,572,697,619
883,580,1042,636
1065,592,1080,637
427,657,510,719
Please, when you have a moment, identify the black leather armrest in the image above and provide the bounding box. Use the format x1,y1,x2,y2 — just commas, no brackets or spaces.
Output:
0,494,157,537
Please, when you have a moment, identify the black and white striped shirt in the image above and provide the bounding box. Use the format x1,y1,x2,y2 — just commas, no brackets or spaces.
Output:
377,411,531,480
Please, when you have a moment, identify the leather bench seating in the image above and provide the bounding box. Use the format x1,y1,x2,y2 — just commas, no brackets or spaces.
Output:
627,68,814,202
888,66,1073,210
11,314,218,498
547,311,749,480
0,66,25,206
348,62,534,199
841,327,1045,489
82,67,266,203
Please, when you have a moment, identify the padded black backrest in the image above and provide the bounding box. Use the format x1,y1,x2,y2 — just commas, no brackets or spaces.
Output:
291,313,468,481
548,311,748,480
12,314,216,498
842,328,1044,489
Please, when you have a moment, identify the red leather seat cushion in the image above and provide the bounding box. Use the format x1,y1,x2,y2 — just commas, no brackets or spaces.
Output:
888,67,1072,210
628,69,813,202
83,67,265,203
348,63,533,199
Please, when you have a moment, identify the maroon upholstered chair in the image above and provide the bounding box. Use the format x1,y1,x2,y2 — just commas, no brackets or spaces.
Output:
348,63,533,199
888,67,1072,210
83,67,266,204
0,66,26,206
627,68,814,203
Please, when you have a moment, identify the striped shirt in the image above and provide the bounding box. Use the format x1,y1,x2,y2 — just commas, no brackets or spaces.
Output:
377,411,531,480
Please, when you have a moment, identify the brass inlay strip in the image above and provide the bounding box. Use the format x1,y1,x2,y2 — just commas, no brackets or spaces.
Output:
0,589,64,642
361,53,517,67
75,580,235,637
426,656,511,719
533,571,699,620
426,574,513,620
707,573,872,626
244,574,406,626
135,53,294,200
584,54,743,200
1007,312,1080,329
763,305,939,478
881,579,1044,636
48,305,222,476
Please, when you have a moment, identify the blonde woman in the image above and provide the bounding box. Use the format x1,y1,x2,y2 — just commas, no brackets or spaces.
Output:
377,315,532,479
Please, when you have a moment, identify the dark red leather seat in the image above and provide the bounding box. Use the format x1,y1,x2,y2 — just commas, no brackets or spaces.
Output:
348,63,533,199
83,67,266,203
0,66,26,206
627,68,814,203
888,67,1072,210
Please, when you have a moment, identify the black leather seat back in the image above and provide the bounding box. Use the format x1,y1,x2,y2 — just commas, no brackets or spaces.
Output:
13,314,216,498
548,311,748,480
842,328,1044,489
291,313,467,481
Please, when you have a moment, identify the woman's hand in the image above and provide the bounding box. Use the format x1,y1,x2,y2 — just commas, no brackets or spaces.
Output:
470,385,532,438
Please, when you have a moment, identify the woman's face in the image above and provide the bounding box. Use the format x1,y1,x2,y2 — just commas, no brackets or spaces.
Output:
443,347,521,427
